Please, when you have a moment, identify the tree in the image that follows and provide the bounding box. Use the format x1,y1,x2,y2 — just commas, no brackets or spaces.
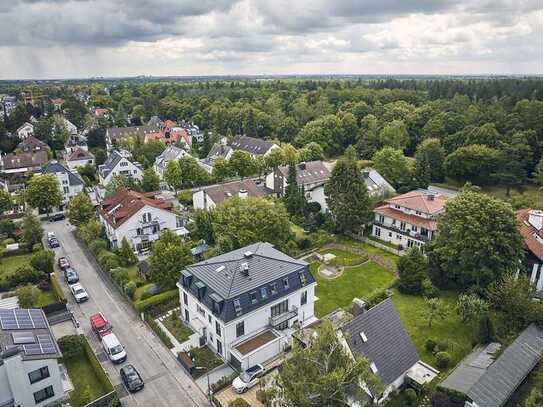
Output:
271,320,382,406
421,298,448,327
105,174,140,197
397,247,428,294
76,219,103,245
0,189,12,214
379,119,409,150
478,315,496,344
294,114,344,155
190,209,215,245
178,156,210,188
284,164,305,216
16,285,41,308
67,192,94,226
487,274,535,327
26,174,63,216
496,132,533,195
228,150,257,179
119,237,137,266
356,114,381,159
525,388,543,407
265,147,286,170
21,210,43,247
282,143,300,165
444,144,499,184
414,138,445,183
455,294,488,323
533,158,543,187
429,188,523,288
77,163,98,185
212,197,293,252
149,230,192,289
164,160,183,190
372,147,412,189
30,250,55,274
141,168,160,192
299,142,325,162
212,157,232,182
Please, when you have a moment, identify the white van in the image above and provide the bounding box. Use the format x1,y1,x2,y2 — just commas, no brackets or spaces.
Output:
101,333,127,364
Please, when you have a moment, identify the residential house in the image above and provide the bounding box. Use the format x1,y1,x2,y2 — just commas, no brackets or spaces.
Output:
193,179,271,210
266,161,330,212
16,136,47,153
439,324,543,407
64,134,89,155
342,298,438,403
153,145,190,180
372,190,446,249
98,150,143,185
1,151,49,175
97,187,184,251
65,148,94,171
16,122,34,139
229,135,278,158
62,118,78,137
178,121,204,143
42,161,85,208
0,308,66,407
178,242,317,370
50,98,63,111
93,108,110,118
105,126,160,151
362,168,395,198
198,141,233,173
0,95,17,118
144,120,192,148
516,209,543,293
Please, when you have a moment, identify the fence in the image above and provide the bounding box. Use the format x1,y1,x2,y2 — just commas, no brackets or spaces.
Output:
82,391,118,407
346,232,405,257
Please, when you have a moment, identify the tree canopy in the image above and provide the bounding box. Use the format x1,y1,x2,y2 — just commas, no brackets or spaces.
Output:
25,174,63,215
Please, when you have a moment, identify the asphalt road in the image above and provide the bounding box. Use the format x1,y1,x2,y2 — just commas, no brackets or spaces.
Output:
44,220,209,407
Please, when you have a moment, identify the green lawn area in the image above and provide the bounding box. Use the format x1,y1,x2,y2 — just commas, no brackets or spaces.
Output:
64,356,109,406
290,222,305,239
189,345,223,377
133,283,155,302
35,289,57,307
310,261,396,318
162,312,194,343
318,248,367,267
338,236,400,266
126,264,139,281
0,253,33,279
391,289,474,379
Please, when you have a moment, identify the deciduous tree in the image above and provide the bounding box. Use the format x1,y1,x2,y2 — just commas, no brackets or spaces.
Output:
397,247,428,294
21,210,43,247
26,174,63,216
67,192,94,226
149,230,192,289
141,168,160,192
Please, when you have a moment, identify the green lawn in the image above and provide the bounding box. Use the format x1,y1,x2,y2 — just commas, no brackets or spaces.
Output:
0,253,33,280
318,248,367,267
290,222,305,239
338,236,400,266
162,312,194,343
35,289,57,307
133,283,155,302
64,356,109,406
391,289,474,379
126,264,139,281
310,261,396,318
189,345,223,377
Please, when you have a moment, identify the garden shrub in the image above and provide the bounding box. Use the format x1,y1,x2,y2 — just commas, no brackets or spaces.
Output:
4,265,43,289
210,372,238,393
297,236,311,250
2,238,15,246
365,288,392,309
79,334,114,392
37,279,51,290
134,289,178,313
30,250,55,274
422,278,439,298
50,273,67,303
177,191,193,206
405,388,418,406
144,313,173,348
425,338,437,353
58,335,85,359
97,251,121,271
89,239,108,257
124,281,137,300
16,284,40,308
436,340,449,352
435,351,451,368
228,399,251,407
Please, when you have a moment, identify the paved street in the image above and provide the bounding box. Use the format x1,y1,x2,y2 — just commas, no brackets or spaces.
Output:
44,220,209,407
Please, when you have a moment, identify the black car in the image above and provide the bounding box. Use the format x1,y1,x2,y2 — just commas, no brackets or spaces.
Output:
64,267,79,284
120,364,144,393
50,213,66,222
48,238,60,248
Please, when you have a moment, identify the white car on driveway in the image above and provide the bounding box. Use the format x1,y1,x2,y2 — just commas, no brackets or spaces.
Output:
69,282,89,303
232,364,265,393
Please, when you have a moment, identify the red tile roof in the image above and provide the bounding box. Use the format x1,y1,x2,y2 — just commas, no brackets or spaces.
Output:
385,191,445,214
94,108,110,117
516,209,543,262
67,147,94,161
98,188,173,229
374,206,438,231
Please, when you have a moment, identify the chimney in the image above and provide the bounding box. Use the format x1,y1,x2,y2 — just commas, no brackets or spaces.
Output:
240,262,249,276
427,194,435,201
238,189,248,199
244,251,253,259
362,170,370,179
298,162,306,170
351,298,367,316
528,210,543,231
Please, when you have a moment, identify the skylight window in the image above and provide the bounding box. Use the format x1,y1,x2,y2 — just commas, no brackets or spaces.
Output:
370,362,378,374
359,332,368,342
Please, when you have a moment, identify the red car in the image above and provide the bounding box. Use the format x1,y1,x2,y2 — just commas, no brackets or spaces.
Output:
90,313,113,339
58,257,70,270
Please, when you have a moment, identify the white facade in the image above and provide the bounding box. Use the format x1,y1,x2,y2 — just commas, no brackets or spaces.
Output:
372,213,429,250
56,172,84,205
0,353,64,407
99,153,144,185
192,190,216,211
153,146,189,180
66,156,94,171
17,122,34,139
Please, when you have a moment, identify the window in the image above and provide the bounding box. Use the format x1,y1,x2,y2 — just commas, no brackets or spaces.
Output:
250,291,258,304
233,299,242,316
236,321,245,338
412,225,418,232
301,291,308,306
63,186,69,193
374,227,381,237
378,215,384,223
142,212,152,223
208,314,211,323
416,211,422,215
394,204,401,209
28,366,49,384
388,232,392,237
260,287,268,299
283,277,290,290
217,339,223,355
215,321,221,337
120,161,128,167
183,292,188,306
197,305,206,317
299,271,307,286
400,222,406,231
62,180,68,185
34,385,55,403
270,283,277,295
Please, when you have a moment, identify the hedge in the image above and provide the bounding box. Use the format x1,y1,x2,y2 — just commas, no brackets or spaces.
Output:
50,272,67,303
134,289,178,313
144,313,174,349
80,335,114,392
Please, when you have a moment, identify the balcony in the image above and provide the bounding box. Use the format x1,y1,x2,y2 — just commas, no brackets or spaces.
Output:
373,221,430,242
269,306,298,328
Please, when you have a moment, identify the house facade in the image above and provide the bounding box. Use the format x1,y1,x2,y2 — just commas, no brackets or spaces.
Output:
97,188,183,251
266,161,330,212
192,179,271,210
153,145,190,180
16,122,34,139
516,209,543,293
177,242,317,371
0,308,65,407
42,161,85,207
65,148,94,171
98,150,144,185
229,135,278,159
372,191,446,249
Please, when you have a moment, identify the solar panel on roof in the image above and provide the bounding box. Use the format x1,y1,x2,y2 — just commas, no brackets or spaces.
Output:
0,309,47,330
22,334,57,356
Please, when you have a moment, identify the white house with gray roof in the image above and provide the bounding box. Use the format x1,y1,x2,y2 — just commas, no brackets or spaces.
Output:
42,161,85,208
98,150,144,186
0,309,65,407
153,145,189,180
177,242,317,370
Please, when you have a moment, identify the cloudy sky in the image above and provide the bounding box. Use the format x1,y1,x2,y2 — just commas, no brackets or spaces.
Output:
1,0,542,79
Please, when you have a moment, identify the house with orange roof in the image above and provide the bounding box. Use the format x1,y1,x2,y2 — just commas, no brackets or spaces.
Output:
97,187,185,251
516,209,543,293
372,190,446,250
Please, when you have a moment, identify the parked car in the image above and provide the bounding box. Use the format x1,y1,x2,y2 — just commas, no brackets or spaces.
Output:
64,267,79,284
232,364,265,393
120,364,144,393
50,213,65,222
70,283,89,303
102,333,127,364
48,236,60,248
58,257,70,270
90,313,113,339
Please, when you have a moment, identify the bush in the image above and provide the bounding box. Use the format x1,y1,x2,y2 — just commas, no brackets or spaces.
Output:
30,250,55,274
422,278,439,298
3,265,43,289
124,281,137,300
425,338,437,353
37,279,51,290
177,191,193,206
58,335,85,359
2,238,15,246
89,239,108,257
210,372,238,393
436,340,449,352
431,391,454,407
405,388,418,406
134,289,178,313
16,284,41,308
297,237,312,250
50,273,67,303
97,251,121,271
435,351,451,369
228,399,251,407
144,313,173,348
365,288,393,309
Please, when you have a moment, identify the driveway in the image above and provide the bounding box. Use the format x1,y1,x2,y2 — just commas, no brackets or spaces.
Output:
44,220,209,407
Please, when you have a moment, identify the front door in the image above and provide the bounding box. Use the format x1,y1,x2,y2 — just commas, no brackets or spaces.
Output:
184,309,189,322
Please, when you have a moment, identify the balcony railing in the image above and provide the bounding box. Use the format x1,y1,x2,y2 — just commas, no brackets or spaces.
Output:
270,306,298,328
373,221,430,242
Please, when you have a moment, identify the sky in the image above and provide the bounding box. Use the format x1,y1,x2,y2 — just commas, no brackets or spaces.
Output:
0,0,542,79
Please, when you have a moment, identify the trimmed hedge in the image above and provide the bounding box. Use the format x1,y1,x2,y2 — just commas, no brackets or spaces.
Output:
50,272,67,303
134,289,178,313
144,313,174,349
210,372,238,393
80,335,114,392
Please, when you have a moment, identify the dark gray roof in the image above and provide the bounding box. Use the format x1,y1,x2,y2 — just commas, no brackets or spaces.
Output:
206,143,232,160
180,242,314,323
43,161,84,186
106,125,158,141
203,179,272,205
362,168,395,194
98,150,143,180
277,161,330,188
229,136,276,156
154,145,187,169
467,324,543,407
343,298,419,385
